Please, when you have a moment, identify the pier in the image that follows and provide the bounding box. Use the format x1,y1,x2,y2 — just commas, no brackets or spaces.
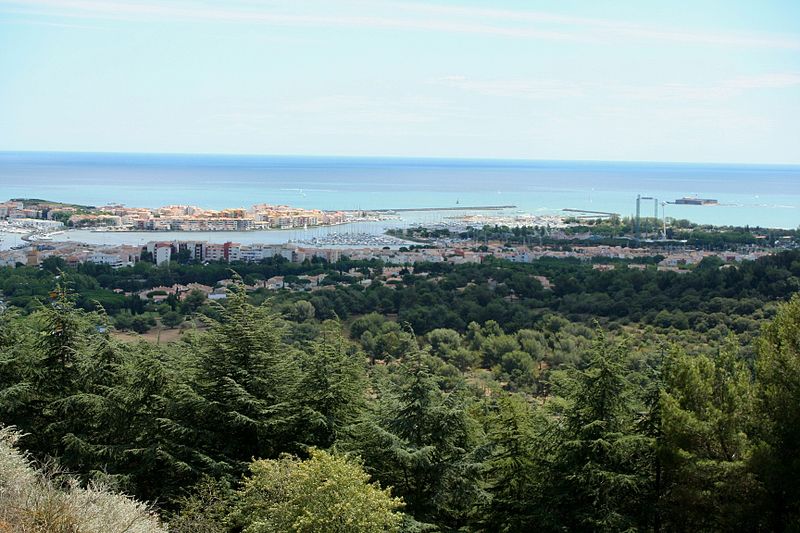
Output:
364,205,516,213
562,208,619,216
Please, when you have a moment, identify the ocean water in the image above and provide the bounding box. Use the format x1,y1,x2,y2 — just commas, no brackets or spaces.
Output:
1,152,798,234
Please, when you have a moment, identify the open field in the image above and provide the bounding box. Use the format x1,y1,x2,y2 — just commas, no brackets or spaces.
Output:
112,323,207,344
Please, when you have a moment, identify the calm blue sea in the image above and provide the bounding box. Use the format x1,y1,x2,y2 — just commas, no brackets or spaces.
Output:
1,152,798,230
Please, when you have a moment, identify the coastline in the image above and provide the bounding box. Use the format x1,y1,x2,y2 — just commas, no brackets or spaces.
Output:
86,219,358,233
2,153,798,229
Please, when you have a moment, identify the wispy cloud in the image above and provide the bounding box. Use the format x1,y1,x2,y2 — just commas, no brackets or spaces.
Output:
2,0,798,49
435,72,800,102
386,1,800,49
434,76,592,99
286,94,447,124
0,17,104,30
0,0,586,42
619,73,800,101
196,95,466,134
724,73,800,89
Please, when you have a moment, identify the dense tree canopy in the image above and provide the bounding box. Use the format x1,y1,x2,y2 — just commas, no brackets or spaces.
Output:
1,260,799,531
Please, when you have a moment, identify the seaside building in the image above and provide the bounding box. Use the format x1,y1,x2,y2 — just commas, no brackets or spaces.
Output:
0,251,25,267
26,249,39,267
88,251,127,268
0,201,23,218
2,218,63,231
69,214,123,227
154,243,172,266
223,242,241,262
204,243,226,262
87,246,140,268
293,247,341,263
1,198,363,233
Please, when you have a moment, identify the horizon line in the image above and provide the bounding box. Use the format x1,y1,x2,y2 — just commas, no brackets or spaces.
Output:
2,149,800,168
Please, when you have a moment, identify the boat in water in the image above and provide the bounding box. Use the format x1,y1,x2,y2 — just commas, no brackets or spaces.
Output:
674,196,718,205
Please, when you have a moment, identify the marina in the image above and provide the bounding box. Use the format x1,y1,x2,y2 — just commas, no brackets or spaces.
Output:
292,232,413,248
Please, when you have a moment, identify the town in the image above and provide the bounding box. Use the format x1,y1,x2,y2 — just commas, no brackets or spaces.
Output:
0,233,777,277
2,198,796,291
0,198,353,231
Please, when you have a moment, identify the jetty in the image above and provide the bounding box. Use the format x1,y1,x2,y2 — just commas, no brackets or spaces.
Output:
562,208,619,216
365,205,516,213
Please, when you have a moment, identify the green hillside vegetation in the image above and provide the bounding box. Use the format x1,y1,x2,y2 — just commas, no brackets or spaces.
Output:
3,251,800,345
9,198,96,210
0,267,799,531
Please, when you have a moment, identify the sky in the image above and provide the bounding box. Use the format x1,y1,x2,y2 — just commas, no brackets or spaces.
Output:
1,0,799,163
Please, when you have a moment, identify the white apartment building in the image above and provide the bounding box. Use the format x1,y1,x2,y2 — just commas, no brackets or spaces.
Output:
154,244,172,266
88,251,128,268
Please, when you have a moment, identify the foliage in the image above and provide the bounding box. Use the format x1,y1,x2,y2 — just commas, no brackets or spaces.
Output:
753,294,800,530
232,449,404,533
0,259,799,531
169,281,304,479
343,350,483,529
657,340,762,531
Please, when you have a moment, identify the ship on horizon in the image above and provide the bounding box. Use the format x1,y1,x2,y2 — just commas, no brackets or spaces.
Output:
673,196,719,206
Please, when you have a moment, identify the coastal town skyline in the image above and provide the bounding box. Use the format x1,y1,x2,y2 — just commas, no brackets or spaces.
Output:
0,198,352,231
2,192,793,272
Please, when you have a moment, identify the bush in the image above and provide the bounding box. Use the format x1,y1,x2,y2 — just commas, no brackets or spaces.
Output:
0,427,166,532
232,450,404,532
131,315,153,334
114,312,134,331
162,310,185,329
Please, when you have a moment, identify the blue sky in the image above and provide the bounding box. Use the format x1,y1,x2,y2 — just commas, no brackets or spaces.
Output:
1,0,799,163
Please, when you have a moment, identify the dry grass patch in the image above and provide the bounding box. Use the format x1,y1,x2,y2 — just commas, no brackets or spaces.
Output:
0,427,166,533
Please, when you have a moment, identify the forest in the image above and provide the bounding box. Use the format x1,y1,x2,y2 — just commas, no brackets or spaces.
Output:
3,250,800,338
0,246,799,531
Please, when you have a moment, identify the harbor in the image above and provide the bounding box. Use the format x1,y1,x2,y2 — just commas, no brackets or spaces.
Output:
292,232,413,248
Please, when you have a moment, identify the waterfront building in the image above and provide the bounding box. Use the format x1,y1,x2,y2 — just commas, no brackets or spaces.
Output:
26,249,39,267
2,218,63,231
88,251,127,268
154,243,172,266
223,242,241,262
204,243,225,262
69,214,123,227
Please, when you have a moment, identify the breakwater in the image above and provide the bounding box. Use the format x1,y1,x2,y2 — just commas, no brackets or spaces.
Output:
366,205,516,213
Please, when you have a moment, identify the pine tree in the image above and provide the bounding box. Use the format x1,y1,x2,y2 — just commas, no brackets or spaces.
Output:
481,393,550,532
171,279,303,479
345,349,481,529
0,308,30,426
61,339,196,503
556,332,650,532
754,294,800,530
296,320,367,448
0,288,88,457
637,348,666,533
658,339,761,531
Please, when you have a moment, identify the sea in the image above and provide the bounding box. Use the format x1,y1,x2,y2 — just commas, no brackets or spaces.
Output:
1,152,798,249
